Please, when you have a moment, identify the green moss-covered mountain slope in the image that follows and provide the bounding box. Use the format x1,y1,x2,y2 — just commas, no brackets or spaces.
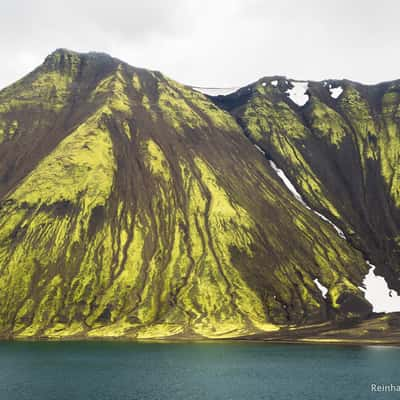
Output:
0,50,378,339
216,77,400,294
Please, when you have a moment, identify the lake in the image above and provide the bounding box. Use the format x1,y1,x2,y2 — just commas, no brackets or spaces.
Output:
0,341,398,400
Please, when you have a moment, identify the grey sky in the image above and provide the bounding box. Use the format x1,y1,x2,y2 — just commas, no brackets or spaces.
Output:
1,0,399,90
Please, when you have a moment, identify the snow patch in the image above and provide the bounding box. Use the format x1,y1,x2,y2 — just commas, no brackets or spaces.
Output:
314,278,328,298
268,157,346,239
262,82,267,87
192,87,239,96
268,160,308,206
361,261,400,313
330,86,343,99
254,144,347,241
271,80,278,87
286,81,309,106
312,211,346,240
254,144,265,155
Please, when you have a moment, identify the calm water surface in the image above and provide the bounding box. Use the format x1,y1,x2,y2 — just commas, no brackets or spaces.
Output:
0,341,398,400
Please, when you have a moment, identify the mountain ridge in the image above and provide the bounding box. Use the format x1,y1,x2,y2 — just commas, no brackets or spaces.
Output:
0,49,398,340
213,75,400,293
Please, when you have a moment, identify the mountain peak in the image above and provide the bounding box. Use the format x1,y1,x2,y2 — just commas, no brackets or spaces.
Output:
44,48,80,65
46,48,115,61
42,49,122,77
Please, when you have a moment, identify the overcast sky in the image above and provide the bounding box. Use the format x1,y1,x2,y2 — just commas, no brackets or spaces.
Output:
1,0,399,90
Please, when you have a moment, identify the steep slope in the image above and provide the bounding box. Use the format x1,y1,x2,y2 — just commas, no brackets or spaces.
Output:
216,77,400,294
0,50,371,339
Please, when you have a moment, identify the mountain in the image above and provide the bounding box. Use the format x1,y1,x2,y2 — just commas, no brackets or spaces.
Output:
214,77,400,293
0,49,394,340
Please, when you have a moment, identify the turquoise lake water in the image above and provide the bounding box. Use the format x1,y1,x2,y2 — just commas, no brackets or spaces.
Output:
0,341,398,399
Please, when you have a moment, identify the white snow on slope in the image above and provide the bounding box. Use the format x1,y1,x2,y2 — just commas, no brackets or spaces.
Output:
263,151,346,240
255,146,400,312
361,261,400,313
268,160,308,206
330,86,343,99
312,210,346,239
314,278,328,298
262,82,267,87
286,81,309,106
192,87,239,96
271,80,278,87
254,144,265,155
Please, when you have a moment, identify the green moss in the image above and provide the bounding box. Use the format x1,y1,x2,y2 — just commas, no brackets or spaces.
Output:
309,98,348,147
0,105,118,336
190,158,279,334
168,79,240,132
243,97,308,141
132,73,142,91
157,80,206,133
122,121,132,140
380,90,400,206
0,70,73,114
44,321,84,338
339,86,377,161
0,119,19,142
18,275,63,336
329,278,359,309
90,65,132,114
88,320,134,338
9,109,115,207
136,324,184,339
141,139,171,181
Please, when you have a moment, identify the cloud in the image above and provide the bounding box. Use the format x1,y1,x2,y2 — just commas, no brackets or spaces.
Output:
1,0,400,89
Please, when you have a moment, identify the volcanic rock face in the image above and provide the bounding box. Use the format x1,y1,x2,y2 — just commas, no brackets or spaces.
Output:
0,50,390,339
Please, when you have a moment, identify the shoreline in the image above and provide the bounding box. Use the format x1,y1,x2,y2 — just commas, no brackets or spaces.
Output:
1,312,399,346
1,338,399,347
1,335,400,347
